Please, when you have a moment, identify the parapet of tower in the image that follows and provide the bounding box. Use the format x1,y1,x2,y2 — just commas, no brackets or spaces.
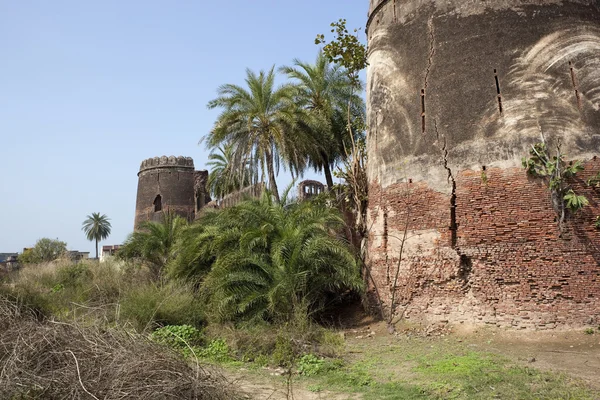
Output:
366,0,600,329
134,156,211,229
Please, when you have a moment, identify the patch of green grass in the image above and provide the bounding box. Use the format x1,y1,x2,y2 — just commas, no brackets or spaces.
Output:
306,384,323,393
297,354,343,376
413,350,594,399
360,382,431,400
287,337,596,400
303,359,374,390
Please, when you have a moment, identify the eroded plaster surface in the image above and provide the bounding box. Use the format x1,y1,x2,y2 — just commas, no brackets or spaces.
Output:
368,3,600,191
366,0,600,328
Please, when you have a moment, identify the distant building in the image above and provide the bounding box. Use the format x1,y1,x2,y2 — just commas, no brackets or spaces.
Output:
298,180,326,201
100,245,121,262
67,251,90,262
0,253,19,272
134,156,211,229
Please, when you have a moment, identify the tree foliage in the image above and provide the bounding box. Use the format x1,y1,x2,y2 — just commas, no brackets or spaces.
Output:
205,67,309,202
18,238,67,264
207,142,257,200
81,213,111,259
170,189,363,323
315,19,368,87
281,51,365,188
118,212,188,279
522,141,587,227
316,19,369,236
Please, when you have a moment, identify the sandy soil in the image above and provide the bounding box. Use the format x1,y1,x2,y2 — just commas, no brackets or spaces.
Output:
463,328,600,389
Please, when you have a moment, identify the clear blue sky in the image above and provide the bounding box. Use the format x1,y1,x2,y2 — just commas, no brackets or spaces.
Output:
0,1,368,254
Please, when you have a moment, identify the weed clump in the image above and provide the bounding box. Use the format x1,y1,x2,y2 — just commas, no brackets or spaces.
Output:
1,260,205,331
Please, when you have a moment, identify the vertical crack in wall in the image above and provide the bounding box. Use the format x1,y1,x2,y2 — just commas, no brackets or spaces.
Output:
424,16,435,90
422,17,435,134
435,120,458,248
569,61,582,110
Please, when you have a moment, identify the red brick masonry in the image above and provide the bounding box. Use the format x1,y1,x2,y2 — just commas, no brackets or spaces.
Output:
367,158,600,329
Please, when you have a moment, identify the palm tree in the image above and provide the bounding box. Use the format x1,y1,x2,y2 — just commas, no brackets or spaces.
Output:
171,187,363,323
118,212,187,279
281,51,365,188
206,67,309,202
82,213,111,259
207,142,258,200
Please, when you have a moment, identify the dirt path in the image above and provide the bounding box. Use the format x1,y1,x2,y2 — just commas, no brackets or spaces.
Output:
225,370,362,400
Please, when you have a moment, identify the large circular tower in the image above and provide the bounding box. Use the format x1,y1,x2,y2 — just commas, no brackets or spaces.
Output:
134,156,196,228
366,0,600,328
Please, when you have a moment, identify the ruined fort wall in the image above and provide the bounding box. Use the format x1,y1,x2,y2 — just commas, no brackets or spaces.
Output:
366,0,600,328
134,156,196,228
368,159,600,329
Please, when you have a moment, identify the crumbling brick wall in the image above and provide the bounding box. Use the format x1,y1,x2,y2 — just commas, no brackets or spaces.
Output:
367,158,600,329
134,156,210,229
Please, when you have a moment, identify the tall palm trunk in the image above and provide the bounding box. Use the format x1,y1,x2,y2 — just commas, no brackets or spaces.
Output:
321,151,334,189
265,149,280,202
95,238,98,260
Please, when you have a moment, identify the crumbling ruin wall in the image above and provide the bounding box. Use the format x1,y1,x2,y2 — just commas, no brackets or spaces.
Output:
202,183,266,211
135,156,199,228
366,0,600,328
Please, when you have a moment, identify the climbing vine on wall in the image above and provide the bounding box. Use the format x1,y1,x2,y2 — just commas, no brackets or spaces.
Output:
522,141,588,229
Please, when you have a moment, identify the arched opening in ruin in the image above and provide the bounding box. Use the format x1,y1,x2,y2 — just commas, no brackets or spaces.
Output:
153,195,162,212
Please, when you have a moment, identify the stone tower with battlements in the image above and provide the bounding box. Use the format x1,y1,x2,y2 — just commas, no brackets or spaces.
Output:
366,0,600,328
134,156,210,229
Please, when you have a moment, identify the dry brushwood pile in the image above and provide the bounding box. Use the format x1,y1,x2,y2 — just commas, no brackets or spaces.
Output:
0,296,236,400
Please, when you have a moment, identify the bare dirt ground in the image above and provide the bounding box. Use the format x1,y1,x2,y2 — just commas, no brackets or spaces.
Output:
228,372,363,400
463,327,600,389
225,308,600,399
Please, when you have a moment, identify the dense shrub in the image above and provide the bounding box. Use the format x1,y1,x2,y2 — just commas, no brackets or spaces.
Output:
151,324,205,357
171,191,363,324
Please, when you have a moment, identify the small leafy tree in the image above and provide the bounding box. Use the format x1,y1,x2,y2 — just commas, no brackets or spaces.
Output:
82,213,112,259
522,141,587,228
316,19,369,237
18,238,67,264
315,19,368,88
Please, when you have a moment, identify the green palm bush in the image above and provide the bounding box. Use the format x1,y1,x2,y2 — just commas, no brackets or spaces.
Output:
170,188,363,324
118,212,188,279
